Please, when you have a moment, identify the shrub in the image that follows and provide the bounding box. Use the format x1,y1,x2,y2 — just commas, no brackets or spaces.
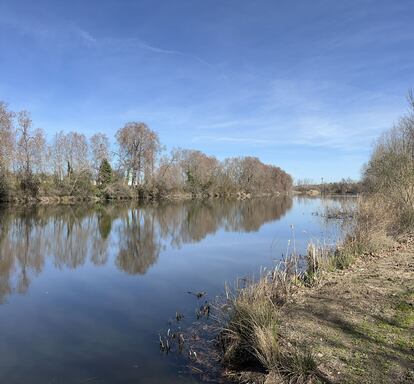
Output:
19,172,40,198
102,180,133,200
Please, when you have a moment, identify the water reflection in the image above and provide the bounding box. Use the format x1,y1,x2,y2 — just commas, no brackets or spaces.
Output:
0,197,292,302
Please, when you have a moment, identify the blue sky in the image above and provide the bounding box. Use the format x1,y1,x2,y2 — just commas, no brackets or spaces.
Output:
0,0,413,182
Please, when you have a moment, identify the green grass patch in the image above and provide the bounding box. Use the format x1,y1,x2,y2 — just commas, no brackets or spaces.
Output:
394,290,414,328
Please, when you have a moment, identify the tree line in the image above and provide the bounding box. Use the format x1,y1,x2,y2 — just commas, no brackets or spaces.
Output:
0,102,292,202
294,178,363,195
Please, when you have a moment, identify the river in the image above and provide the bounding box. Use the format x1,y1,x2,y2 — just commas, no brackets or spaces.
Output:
0,196,346,383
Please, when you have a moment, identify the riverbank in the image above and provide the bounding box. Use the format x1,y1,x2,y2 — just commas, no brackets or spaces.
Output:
211,236,413,384
278,238,413,383
215,235,414,384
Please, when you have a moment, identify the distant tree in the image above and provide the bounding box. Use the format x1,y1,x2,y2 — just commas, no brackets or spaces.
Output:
51,131,66,181
15,111,46,196
116,122,160,187
16,111,33,176
50,131,93,196
154,148,184,193
0,102,15,173
179,149,219,194
0,102,15,200
97,158,113,187
90,133,110,179
295,178,314,187
63,132,90,176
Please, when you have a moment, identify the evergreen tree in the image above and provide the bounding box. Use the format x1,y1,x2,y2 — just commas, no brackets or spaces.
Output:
0,170,9,201
97,158,113,187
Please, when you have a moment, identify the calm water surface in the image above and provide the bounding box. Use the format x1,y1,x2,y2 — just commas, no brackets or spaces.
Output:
0,197,343,383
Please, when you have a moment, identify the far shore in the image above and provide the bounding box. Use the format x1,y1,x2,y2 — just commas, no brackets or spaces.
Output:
0,190,292,206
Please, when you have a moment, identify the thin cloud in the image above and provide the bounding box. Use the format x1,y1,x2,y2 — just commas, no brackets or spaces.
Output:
191,106,397,151
69,27,215,69
72,26,97,45
113,38,215,69
192,134,371,151
192,135,272,144
0,14,214,69
198,120,257,129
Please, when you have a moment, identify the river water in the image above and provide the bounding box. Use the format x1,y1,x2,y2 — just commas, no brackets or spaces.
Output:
0,196,345,383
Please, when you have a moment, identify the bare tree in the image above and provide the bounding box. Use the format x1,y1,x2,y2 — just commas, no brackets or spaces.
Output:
0,102,15,172
51,131,66,181
179,149,219,194
116,122,160,187
31,128,47,174
155,148,184,192
63,132,90,176
90,133,110,178
15,111,46,176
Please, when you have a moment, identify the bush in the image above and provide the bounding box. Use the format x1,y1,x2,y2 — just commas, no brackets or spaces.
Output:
69,172,96,197
19,173,40,198
102,180,133,200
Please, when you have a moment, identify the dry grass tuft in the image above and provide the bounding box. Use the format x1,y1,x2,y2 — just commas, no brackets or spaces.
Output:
219,278,282,370
217,253,321,383
275,347,318,384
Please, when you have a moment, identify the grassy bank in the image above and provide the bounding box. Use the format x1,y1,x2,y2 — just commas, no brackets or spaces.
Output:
279,238,414,384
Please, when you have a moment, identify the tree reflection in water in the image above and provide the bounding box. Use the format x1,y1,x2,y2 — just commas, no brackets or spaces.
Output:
0,197,292,302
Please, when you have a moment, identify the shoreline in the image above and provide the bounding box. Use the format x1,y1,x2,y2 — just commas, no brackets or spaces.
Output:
217,243,414,384
0,191,289,206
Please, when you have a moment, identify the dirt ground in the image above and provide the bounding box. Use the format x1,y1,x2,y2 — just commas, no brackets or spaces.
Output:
280,237,414,383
